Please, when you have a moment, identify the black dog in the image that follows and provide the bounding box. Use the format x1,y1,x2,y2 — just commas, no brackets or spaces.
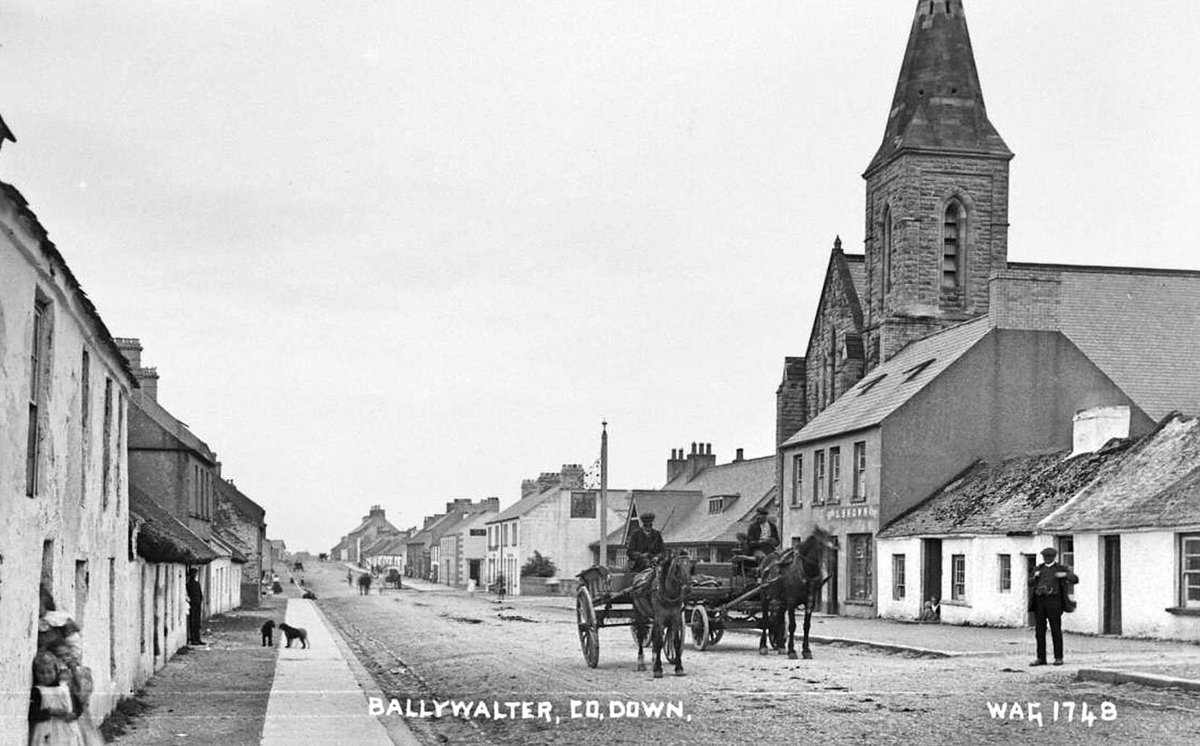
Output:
278,622,309,649
260,620,275,647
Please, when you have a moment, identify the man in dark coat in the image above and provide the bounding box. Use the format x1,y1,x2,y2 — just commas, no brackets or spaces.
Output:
746,507,780,559
626,513,665,573
1028,546,1079,666
186,568,205,646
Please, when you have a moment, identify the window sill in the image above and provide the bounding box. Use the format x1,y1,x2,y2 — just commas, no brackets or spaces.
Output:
1165,607,1200,617
942,599,971,608
843,599,875,606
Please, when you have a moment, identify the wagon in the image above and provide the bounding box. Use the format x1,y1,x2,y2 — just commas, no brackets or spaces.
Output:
574,566,684,668
685,561,783,651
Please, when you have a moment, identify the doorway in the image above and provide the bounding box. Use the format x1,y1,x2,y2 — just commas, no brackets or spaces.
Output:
922,539,943,607
469,559,481,584
822,541,840,614
1103,535,1122,634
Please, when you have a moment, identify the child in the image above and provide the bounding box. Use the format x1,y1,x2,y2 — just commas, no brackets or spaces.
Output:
29,651,83,745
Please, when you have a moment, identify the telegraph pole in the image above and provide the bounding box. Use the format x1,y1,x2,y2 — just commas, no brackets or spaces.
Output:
599,420,608,568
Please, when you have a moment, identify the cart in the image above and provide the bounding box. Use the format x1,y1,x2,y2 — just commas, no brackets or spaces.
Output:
685,561,783,651
575,566,684,669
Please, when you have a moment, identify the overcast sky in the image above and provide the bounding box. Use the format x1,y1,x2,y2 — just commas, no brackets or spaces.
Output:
3,2,1197,553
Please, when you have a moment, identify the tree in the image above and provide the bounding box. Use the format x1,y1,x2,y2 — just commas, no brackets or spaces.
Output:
520,551,557,578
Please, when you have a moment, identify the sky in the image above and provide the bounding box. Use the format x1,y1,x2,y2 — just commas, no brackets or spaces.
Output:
2,2,1198,553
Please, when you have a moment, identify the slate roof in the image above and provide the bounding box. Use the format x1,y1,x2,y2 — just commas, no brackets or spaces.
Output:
215,477,265,523
590,490,706,548
865,0,1011,175
364,536,408,557
880,440,1134,539
130,485,218,565
131,393,217,464
661,455,778,544
488,485,559,523
210,529,249,563
1040,415,1200,532
782,316,991,447
1012,262,1200,420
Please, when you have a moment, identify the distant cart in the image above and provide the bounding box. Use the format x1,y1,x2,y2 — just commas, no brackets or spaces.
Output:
574,566,683,669
292,561,305,571
685,561,782,651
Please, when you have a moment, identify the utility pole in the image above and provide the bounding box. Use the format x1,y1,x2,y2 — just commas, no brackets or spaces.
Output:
599,420,608,568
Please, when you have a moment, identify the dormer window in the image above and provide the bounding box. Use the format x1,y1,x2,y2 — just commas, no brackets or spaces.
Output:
942,201,965,290
708,497,724,515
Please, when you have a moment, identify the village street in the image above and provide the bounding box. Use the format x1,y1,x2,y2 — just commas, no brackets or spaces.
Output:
306,563,1200,745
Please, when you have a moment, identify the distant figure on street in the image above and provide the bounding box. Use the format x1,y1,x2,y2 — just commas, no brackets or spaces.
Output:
357,573,372,595
746,507,780,560
625,513,665,573
1028,546,1079,666
347,570,354,586
494,574,507,602
186,569,205,646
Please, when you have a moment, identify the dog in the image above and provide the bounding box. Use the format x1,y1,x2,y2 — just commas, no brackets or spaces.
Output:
260,620,275,646
278,622,309,649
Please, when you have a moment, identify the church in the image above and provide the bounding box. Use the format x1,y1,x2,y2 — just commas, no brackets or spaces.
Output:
775,0,1200,617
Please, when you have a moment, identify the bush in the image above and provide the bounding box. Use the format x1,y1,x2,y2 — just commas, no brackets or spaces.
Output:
520,551,557,578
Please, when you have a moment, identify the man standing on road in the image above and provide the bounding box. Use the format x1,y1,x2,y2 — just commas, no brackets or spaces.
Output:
186,568,204,646
625,513,664,573
1028,546,1079,666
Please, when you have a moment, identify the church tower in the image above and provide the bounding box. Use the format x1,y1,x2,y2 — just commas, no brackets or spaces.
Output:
863,0,1012,368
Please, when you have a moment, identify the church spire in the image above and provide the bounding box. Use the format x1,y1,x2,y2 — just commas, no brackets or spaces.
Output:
865,0,1011,176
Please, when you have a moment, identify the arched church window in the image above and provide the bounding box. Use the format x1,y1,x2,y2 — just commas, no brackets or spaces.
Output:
942,200,965,290
882,205,894,294
827,330,838,406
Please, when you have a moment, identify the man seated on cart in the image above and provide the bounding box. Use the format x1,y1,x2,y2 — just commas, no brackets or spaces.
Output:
746,506,780,560
625,512,665,573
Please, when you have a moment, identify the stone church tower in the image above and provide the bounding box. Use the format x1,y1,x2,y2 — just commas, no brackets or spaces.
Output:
863,0,1013,369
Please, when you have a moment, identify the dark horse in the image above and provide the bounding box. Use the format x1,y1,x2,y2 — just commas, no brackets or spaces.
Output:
758,526,837,659
630,552,694,678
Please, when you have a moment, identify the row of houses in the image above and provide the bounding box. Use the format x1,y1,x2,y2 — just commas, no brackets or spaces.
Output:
0,118,275,744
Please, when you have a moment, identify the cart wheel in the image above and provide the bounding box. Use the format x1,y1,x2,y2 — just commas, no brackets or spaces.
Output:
709,623,725,646
664,612,684,665
576,587,599,668
690,606,711,651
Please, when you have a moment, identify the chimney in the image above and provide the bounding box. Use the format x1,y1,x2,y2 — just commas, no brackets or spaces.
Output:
423,515,437,528
369,505,385,518
561,463,585,489
445,498,472,514
686,441,717,481
479,497,500,513
114,337,160,401
666,448,687,483
1071,406,1131,457
777,357,807,445
521,479,539,498
735,448,744,462
536,472,559,493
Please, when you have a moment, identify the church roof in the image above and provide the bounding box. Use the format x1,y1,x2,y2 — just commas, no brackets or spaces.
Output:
866,0,1011,176
782,316,991,447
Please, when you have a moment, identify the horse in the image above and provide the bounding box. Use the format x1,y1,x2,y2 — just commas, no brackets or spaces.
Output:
630,552,694,678
757,526,837,660
357,573,373,595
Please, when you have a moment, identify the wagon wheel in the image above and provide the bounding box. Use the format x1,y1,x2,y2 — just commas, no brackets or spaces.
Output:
709,622,725,647
664,611,684,665
690,605,711,651
576,587,600,668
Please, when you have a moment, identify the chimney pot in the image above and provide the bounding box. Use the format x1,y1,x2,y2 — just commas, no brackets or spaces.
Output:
735,448,744,461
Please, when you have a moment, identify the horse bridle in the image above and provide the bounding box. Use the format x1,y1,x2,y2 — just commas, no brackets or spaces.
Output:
656,555,690,605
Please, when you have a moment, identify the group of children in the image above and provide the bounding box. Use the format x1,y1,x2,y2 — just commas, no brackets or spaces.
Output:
30,586,102,745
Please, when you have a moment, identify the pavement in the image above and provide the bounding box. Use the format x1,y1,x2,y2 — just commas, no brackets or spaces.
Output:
398,572,1200,692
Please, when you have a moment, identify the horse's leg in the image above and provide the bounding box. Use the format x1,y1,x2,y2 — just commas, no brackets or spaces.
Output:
636,616,647,672
801,600,814,660
758,592,770,655
787,605,798,660
657,614,667,676
672,609,685,676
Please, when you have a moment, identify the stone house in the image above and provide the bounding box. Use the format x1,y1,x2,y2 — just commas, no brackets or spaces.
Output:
437,502,498,588
342,505,400,564
0,141,140,741
214,476,268,606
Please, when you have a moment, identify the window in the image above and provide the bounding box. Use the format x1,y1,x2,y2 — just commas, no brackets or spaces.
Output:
102,378,113,506
1056,536,1075,569
80,350,90,504
1182,535,1200,609
27,298,51,496
828,447,841,503
812,450,826,505
942,201,964,290
998,554,1012,593
951,554,966,601
117,393,125,510
571,492,596,518
848,534,873,601
707,497,724,515
902,359,935,382
882,205,894,294
827,331,838,406
892,554,906,600
852,442,867,502
790,454,803,507
512,523,518,546
858,374,886,396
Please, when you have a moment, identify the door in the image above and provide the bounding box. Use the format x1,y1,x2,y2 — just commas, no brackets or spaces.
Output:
1024,554,1037,627
823,542,840,614
1103,535,1122,634
469,559,481,583
922,539,943,607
